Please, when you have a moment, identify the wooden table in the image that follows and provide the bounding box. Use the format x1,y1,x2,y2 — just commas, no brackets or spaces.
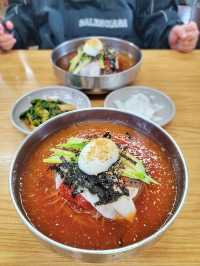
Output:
0,50,200,266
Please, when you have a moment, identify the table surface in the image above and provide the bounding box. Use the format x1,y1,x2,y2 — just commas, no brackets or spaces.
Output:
0,50,200,266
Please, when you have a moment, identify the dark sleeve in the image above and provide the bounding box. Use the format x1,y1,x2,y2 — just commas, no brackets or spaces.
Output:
135,0,183,48
5,1,38,48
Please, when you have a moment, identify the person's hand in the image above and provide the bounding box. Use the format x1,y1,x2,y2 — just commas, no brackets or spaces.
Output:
0,20,16,51
169,22,199,53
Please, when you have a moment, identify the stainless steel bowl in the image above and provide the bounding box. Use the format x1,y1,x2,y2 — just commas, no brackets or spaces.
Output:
51,37,143,94
9,108,188,263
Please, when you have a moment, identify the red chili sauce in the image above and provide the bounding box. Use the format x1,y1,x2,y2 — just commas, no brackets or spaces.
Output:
19,122,177,250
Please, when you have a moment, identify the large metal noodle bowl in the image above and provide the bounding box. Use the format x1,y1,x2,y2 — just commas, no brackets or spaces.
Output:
51,37,143,94
9,109,188,263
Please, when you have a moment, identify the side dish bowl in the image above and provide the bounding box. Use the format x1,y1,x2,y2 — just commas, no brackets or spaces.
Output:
104,86,176,126
11,86,91,135
51,37,143,94
9,108,188,263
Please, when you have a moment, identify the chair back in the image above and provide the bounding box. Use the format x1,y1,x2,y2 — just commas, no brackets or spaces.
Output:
191,5,200,28
178,5,192,23
178,4,200,28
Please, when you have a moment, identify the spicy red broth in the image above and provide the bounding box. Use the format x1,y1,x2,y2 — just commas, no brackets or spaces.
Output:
19,122,177,250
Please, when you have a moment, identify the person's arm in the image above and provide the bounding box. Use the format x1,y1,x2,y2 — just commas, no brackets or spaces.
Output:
136,0,199,52
136,0,182,48
3,0,38,49
0,21,16,51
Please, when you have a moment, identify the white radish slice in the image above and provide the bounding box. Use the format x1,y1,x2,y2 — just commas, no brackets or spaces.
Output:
55,173,63,190
112,196,136,222
81,189,118,219
128,187,139,199
81,189,99,205
81,187,139,221
94,202,118,220
54,174,139,221
79,61,101,76
112,187,138,221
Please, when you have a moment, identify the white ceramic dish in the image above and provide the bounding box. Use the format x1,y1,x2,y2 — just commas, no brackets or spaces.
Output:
11,86,91,135
104,86,176,126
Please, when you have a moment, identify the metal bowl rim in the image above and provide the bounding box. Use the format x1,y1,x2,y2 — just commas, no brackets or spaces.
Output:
10,85,92,135
51,36,143,79
9,107,188,255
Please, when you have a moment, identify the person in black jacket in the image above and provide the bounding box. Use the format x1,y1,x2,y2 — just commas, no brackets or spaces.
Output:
0,0,199,52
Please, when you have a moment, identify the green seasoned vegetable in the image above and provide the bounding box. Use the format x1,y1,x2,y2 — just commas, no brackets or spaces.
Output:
68,44,94,74
43,137,89,164
43,137,158,185
19,99,76,129
69,47,84,73
50,149,76,161
119,155,158,185
73,55,92,74
43,156,63,164
43,149,77,164
57,137,89,151
121,151,139,164
98,53,105,69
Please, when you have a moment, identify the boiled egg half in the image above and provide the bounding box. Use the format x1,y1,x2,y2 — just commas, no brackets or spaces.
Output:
83,38,103,57
78,138,119,176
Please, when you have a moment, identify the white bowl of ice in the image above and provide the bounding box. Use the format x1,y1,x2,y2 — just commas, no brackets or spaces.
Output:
104,86,176,127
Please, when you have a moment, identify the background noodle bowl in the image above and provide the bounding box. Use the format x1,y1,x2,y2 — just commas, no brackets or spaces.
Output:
51,37,143,93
